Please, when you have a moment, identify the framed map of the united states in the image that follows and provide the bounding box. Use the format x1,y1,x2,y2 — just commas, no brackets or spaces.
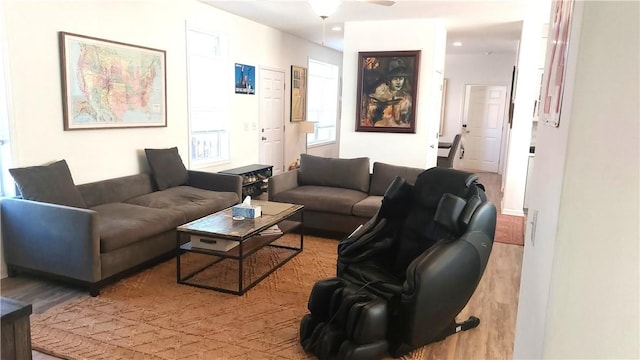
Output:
59,32,166,130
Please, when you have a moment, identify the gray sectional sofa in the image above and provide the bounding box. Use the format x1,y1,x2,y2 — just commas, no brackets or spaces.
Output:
268,154,424,236
1,149,242,295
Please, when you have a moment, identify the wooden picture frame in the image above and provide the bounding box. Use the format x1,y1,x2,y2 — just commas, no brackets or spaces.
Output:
439,78,448,135
59,32,167,130
508,66,516,128
542,0,575,127
356,50,420,133
290,65,307,122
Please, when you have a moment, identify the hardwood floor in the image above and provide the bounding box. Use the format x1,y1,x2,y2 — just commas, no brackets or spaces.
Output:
1,170,523,360
1,275,85,314
420,241,523,359
475,170,504,212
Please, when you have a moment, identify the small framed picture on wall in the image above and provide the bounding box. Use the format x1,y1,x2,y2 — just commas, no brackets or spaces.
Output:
235,63,255,94
290,65,307,122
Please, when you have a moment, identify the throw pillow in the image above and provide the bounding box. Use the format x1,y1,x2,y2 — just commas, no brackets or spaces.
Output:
144,147,189,190
9,159,87,208
298,154,370,192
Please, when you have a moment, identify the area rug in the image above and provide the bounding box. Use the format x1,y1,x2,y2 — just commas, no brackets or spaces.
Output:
495,214,525,246
31,235,425,360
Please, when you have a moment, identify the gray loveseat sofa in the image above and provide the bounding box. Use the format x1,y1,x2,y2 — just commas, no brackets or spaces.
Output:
1,149,241,296
268,154,424,236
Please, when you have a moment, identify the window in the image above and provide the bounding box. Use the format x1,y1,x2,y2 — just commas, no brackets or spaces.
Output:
0,30,13,197
307,59,339,146
0,115,12,197
0,106,12,197
186,24,230,167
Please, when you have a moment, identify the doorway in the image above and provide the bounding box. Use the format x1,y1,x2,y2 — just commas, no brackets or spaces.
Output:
258,68,285,175
458,85,508,173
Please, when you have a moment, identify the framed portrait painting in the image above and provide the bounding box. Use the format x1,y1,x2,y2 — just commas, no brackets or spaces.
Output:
356,50,420,133
59,32,166,130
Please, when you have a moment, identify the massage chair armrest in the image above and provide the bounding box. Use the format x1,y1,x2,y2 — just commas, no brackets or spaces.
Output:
268,170,299,200
187,170,243,203
1,198,101,282
397,231,493,341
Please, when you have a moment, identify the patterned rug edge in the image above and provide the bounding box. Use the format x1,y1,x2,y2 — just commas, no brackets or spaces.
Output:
494,214,525,246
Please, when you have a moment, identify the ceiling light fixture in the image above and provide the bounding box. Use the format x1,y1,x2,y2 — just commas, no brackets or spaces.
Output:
308,0,341,46
453,42,463,47
308,0,341,18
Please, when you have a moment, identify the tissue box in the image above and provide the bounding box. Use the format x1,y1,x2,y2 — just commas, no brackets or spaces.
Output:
232,204,262,218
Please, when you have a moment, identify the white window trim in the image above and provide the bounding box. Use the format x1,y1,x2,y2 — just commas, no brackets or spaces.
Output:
306,59,339,147
0,11,15,198
185,22,231,169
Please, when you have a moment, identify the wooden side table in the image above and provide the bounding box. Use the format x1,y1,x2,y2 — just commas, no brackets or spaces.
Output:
1,297,33,360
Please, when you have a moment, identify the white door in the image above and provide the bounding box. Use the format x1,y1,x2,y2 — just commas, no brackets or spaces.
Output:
459,85,507,172
259,68,285,175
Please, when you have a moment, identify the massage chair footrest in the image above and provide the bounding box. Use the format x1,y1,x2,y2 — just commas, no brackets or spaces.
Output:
300,277,389,360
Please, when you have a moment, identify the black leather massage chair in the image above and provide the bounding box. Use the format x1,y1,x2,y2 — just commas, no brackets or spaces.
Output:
300,167,497,359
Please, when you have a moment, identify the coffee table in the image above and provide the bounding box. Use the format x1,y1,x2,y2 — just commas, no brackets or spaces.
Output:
176,200,304,295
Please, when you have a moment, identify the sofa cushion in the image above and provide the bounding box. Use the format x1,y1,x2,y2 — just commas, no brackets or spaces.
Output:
9,159,86,208
369,162,425,196
145,147,189,190
124,186,239,222
92,203,185,253
271,185,368,215
298,154,370,193
78,173,155,208
352,195,383,218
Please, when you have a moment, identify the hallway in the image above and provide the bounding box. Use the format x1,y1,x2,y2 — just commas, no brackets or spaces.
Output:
474,171,503,212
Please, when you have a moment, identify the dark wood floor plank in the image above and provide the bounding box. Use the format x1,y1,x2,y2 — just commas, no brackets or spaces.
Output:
1,275,84,314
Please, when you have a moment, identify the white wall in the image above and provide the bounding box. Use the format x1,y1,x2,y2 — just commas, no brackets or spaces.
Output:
441,53,516,167
514,1,640,358
442,53,516,141
0,0,341,278
500,0,548,216
339,19,446,169
2,0,341,184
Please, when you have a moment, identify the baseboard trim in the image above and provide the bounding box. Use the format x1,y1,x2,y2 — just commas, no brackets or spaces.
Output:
501,208,525,217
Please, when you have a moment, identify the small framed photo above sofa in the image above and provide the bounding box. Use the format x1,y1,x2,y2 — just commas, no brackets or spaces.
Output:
59,32,167,130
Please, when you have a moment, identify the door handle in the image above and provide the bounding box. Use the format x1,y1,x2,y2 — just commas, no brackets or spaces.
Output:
261,136,267,140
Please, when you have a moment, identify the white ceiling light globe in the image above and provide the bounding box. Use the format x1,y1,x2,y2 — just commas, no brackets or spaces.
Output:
308,0,341,17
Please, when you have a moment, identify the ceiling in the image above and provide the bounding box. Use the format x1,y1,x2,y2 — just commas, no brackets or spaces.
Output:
199,0,528,54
